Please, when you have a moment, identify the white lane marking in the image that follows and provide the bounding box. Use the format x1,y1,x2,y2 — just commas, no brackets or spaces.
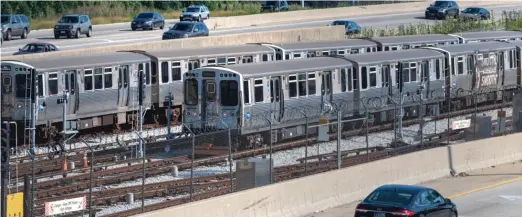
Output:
500,195,522,201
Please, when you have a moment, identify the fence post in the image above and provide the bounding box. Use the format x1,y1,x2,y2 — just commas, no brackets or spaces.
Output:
337,110,342,169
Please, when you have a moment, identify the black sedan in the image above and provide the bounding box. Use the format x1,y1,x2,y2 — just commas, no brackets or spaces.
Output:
354,184,457,217
162,21,209,40
131,12,165,31
460,7,491,20
13,42,59,55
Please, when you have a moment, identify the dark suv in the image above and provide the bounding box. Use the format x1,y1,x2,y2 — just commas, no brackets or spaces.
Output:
425,1,460,19
1,14,30,41
131,12,165,31
162,21,209,40
54,14,92,39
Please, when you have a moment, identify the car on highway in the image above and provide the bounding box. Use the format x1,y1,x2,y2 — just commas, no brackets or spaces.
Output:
54,14,92,39
329,20,361,35
460,7,491,20
261,0,289,12
354,184,458,217
131,12,165,31
1,14,31,41
179,5,210,22
425,0,460,20
13,42,59,55
162,21,209,40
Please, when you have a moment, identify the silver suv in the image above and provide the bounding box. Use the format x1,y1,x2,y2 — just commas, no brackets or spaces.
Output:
180,5,210,22
54,14,92,39
1,14,31,41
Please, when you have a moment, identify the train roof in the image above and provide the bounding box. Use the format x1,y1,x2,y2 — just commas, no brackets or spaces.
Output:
508,40,522,48
269,39,377,51
436,41,516,55
223,56,353,78
342,49,444,65
451,30,522,41
21,52,150,72
141,44,273,61
369,34,458,45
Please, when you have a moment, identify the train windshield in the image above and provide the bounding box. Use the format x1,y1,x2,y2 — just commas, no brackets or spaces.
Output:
184,79,198,105
14,74,27,98
220,80,238,106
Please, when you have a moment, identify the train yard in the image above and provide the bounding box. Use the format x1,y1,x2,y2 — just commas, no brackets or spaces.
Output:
5,100,513,217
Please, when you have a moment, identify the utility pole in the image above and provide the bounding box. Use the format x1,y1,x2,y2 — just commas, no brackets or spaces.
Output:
164,92,173,139
30,69,37,217
138,70,146,158
57,90,69,153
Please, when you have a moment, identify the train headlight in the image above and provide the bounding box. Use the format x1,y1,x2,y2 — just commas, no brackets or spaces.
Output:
222,112,228,117
186,111,191,116
17,103,23,108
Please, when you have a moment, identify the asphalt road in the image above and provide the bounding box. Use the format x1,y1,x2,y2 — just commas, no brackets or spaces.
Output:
302,161,522,217
2,4,522,56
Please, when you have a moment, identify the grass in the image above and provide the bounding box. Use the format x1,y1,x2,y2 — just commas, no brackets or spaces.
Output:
349,10,522,38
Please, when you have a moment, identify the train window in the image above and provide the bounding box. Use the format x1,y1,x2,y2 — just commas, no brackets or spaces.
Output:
146,63,151,85
151,63,157,84
207,58,217,66
227,57,236,65
14,74,27,98
298,73,307,96
341,69,347,92
122,65,129,88
391,46,398,51
322,51,329,56
138,63,144,74
369,67,377,88
285,54,290,60
289,75,298,98
457,57,464,75
293,53,302,59
435,59,440,80
254,79,264,103
352,67,358,90
467,55,474,75
184,79,198,105
262,54,268,62
48,73,58,95
104,68,113,89
350,49,359,54
509,50,516,69
65,74,69,91
242,56,253,64
217,57,227,66
361,67,368,90
331,50,338,55
94,68,103,90
161,62,169,83
404,45,411,49
410,63,417,82
206,82,216,102
402,67,410,83
338,50,345,55
243,80,251,105
220,80,239,106
348,68,353,91
308,73,316,95
84,69,93,91
171,61,181,81
366,47,371,53
37,74,43,98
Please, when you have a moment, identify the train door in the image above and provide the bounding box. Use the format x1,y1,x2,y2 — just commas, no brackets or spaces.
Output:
421,61,430,98
64,70,78,115
188,60,200,71
321,71,332,106
118,65,129,108
201,79,216,125
381,65,392,104
270,76,282,122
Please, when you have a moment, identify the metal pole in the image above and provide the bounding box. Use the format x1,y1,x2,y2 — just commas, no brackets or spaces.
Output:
89,148,93,216
141,134,145,213
227,127,233,192
336,111,342,169
30,93,37,217
398,93,404,140
304,117,309,176
474,92,477,139
420,90,424,149
365,117,369,162
447,90,451,145
62,91,67,151
269,121,273,184
138,105,143,158
167,93,172,139
190,133,195,201
12,122,18,193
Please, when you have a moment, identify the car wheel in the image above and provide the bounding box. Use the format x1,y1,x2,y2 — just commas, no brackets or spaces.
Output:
6,29,11,41
132,27,136,31
86,28,92,37
75,29,80,39
452,212,457,217
198,15,202,22
160,23,164,29
21,28,28,39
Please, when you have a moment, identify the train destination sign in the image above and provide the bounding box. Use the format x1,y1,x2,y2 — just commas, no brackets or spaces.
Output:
475,54,498,88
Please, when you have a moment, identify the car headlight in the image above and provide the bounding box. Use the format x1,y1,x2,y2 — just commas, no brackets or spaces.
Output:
145,20,152,24
192,14,198,17
438,9,445,12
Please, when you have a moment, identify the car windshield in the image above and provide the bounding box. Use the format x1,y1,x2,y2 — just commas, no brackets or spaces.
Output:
186,7,200,12
171,23,194,32
433,1,449,7
1,16,9,24
332,21,346,25
464,8,480,13
265,1,278,6
137,13,153,19
365,190,414,205
59,16,79,23
21,44,47,52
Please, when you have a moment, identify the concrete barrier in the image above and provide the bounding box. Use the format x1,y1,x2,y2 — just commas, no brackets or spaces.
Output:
203,1,517,30
132,133,522,217
3,26,345,61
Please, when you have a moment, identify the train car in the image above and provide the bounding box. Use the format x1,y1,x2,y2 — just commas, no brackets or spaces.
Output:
1,52,151,138
449,30,522,44
508,40,522,87
184,57,355,148
341,49,446,123
130,44,275,124
427,41,518,109
260,39,377,60
369,34,458,51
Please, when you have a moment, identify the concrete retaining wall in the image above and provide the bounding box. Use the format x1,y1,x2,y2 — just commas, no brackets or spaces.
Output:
204,1,513,30
3,26,344,61
132,133,522,217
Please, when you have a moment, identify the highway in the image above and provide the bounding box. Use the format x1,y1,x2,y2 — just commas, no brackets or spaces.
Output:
302,160,522,217
2,4,522,56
